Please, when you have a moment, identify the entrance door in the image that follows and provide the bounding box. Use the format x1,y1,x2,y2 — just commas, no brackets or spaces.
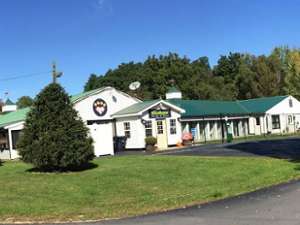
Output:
156,120,168,149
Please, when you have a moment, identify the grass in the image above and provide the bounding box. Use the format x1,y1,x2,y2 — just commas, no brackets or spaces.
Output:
0,156,300,223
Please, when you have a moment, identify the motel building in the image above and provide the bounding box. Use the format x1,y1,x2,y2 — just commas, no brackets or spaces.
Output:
1,87,300,159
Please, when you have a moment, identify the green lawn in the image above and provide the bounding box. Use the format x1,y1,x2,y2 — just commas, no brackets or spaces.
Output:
0,156,300,223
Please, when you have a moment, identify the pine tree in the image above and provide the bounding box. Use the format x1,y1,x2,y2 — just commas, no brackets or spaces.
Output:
18,83,94,171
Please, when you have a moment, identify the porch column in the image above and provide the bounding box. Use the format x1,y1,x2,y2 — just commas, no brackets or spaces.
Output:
8,129,13,160
196,122,200,141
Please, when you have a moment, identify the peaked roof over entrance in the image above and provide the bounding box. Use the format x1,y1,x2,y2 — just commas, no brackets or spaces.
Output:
113,99,185,117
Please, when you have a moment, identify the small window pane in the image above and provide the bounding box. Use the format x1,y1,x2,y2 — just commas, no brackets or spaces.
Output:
124,122,131,138
272,115,280,129
157,121,164,134
170,119,177,135
145,121,152,137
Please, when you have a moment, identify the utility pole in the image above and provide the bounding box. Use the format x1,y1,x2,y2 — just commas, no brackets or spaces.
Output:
52,61,63,83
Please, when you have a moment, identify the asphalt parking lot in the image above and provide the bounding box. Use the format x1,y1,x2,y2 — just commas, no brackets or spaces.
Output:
160,137,300,159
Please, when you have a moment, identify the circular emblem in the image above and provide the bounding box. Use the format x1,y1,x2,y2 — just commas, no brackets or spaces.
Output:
93,99,107,116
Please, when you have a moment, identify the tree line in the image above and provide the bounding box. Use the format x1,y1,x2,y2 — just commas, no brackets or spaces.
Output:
84,46,300,100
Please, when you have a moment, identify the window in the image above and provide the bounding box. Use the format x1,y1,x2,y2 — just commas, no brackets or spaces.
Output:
256,117,260,125
145,121,153,137
170,119,177,134
272,115,280,129
288,115,294,125
124,122,131,138
157,121,164,134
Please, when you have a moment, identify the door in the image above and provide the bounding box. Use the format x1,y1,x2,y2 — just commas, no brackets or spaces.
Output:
233,121,239,137
156,120,168,149
88,122,114,156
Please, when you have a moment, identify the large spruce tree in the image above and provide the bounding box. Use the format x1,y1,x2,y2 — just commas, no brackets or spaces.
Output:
18,83,94,171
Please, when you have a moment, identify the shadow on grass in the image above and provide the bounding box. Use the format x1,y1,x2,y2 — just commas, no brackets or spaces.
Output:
26,162,98,173
227,138,300,171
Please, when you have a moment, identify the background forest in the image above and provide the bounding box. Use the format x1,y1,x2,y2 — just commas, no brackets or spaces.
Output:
84,47,300,101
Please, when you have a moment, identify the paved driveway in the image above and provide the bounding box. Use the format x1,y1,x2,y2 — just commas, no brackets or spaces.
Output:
47,180,300,225
160,138,300,159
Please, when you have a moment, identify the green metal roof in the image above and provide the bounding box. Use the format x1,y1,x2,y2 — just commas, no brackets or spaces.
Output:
113,100,160,116
238,96,287,114
5,98,15,105
0,107,30,128
167,99,249,117
70,88,103,103
0,92,289,127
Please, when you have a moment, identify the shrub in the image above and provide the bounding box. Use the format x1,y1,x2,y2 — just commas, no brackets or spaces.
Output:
145,136,157,146
18,83,95,171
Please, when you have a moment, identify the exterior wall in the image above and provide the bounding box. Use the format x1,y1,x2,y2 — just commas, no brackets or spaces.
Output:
248,116,264,135
0,150,11,160
2,105,17,113
115,116,145,149
166,92,182,100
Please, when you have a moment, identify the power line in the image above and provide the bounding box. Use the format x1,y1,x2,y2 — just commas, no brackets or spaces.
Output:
0,71,51,82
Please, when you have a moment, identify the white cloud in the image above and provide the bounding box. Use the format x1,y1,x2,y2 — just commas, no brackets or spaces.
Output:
92,0,113,15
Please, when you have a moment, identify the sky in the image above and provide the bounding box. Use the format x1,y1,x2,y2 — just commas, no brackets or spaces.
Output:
0,0,300,101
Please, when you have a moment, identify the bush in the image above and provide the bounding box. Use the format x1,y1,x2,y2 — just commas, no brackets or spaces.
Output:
145,136,157,146
18,83,95,171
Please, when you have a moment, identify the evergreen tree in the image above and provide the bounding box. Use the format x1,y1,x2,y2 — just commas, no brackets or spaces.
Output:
18,83,94,171
17,96,34,109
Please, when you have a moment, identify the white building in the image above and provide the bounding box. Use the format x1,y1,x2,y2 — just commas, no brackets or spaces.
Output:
1,86,300,160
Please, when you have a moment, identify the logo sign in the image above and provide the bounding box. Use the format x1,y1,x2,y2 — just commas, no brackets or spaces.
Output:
149,109,170,119
93,98,107,117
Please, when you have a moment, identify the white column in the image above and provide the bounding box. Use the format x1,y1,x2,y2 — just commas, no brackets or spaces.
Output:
196,122,200,141
8,129,13,160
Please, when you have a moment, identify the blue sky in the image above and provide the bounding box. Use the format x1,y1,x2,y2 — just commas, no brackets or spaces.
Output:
0,0,299,101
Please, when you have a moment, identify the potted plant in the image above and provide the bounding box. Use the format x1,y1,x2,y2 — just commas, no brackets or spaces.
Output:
182,132,193,146
145,136,157,152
